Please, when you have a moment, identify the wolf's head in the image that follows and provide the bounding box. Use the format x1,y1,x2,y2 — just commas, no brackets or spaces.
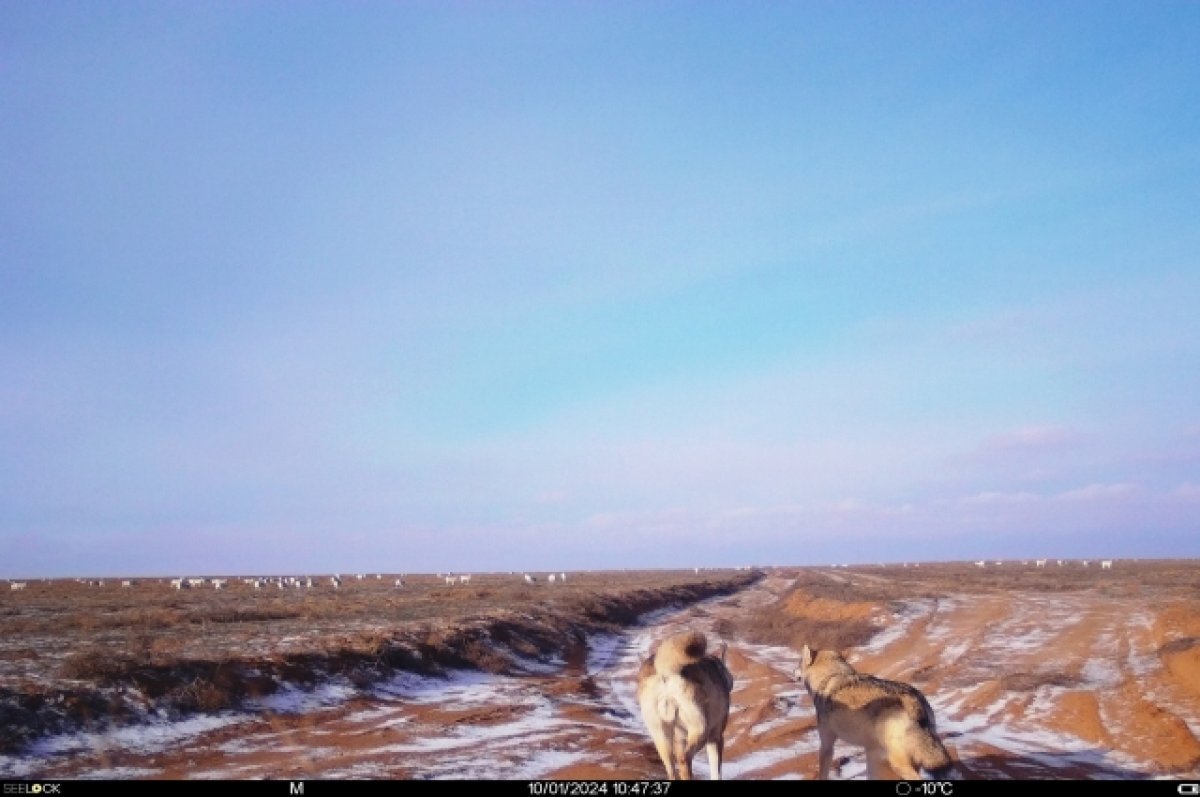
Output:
793,643,817,688
794,645,855,694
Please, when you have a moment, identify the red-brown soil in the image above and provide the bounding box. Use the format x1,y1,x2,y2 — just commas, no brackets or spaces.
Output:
2,561,1198,780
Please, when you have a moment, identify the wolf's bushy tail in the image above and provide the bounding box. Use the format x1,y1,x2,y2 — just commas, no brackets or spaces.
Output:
911,729,956,779
653,630,707,677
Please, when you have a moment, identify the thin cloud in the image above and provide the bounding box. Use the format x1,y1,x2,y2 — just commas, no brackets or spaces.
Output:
982,425,1087,452
1171,483,1200,501
1054,483,1143,502
958,490,1041,506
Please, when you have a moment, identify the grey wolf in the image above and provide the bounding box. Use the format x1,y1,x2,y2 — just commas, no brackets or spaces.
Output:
636,630,735,780
794,645,955,780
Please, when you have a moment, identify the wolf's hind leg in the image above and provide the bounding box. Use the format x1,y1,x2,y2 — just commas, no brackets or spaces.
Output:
705,737,724,780
649,722,676,779
887,752,921,780
866,748,892,779
674,726,705,780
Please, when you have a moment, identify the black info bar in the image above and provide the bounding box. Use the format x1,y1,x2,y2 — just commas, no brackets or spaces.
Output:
2,780,1196,796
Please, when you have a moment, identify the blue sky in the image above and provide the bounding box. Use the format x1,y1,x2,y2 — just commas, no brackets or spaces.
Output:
3,2,1198,576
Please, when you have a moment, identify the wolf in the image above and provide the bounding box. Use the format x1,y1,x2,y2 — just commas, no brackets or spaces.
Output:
794,645,955,780
636,630,735,780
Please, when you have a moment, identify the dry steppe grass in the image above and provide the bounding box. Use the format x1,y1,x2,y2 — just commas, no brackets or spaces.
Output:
0,569,758,753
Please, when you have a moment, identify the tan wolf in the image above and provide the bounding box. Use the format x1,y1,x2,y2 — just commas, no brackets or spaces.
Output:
636,630,735,780
794,645,956,780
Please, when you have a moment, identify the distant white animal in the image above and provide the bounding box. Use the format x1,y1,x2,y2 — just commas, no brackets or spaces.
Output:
548,573,557,583
560,572,567,582
1101,560,1113,570
974,561,986,568
1035,559,1047,568
394,578,405,588
10,582,26,591
524,573,536,584
213,579,227,590
331,576,342,589
121,580,133,588
445,576,456,585
1081,560,1089,567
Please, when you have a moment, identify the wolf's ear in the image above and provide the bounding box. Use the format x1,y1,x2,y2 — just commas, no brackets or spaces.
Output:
800,644,815,668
